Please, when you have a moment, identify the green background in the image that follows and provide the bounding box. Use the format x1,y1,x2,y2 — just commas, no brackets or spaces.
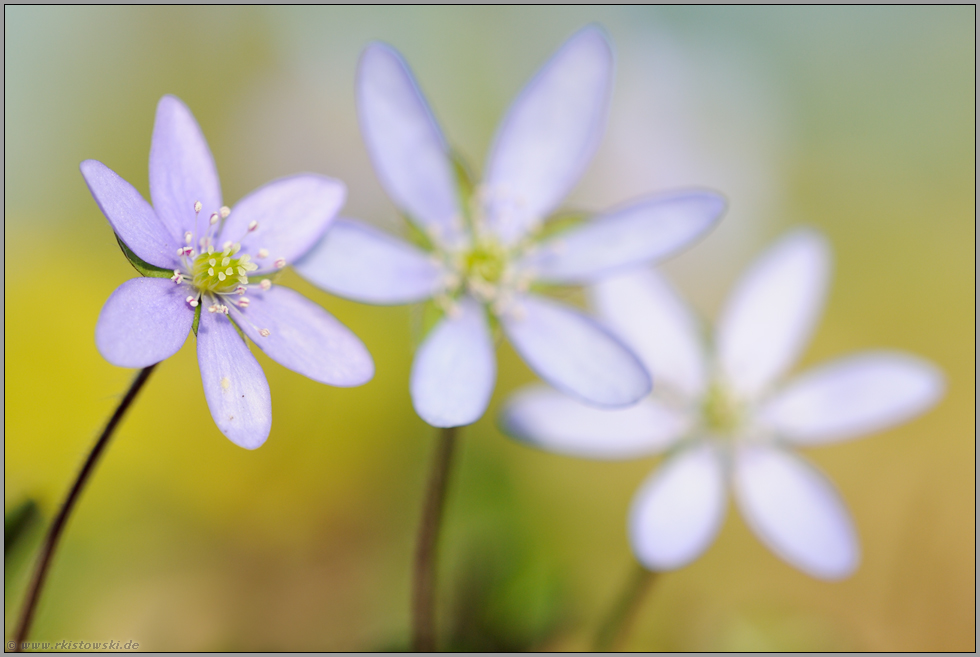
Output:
5,6,975,651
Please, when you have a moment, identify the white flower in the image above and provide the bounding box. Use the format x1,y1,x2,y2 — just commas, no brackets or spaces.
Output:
501,229,944,579
295,26,726,428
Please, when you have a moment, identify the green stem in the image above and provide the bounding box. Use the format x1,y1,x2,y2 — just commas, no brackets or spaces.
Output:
593,562,659,652
412,426,459,652
12,365,156,651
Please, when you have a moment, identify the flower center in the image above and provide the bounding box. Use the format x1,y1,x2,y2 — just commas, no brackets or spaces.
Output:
463,239,508,285
191,244,258,294
702,381,743,436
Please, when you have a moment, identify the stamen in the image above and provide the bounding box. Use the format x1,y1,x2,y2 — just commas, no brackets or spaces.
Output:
194,201,203,214
235,285,247,295
184,231,193,244
171,270,184,284
219,206,231,219
259,280,272,291
185,296,199,308
258,328,271,337
209,213,219,225
247,220,258,232
237,298,250,308
273,258,286,269
222,241,233,253
257,248,269,259
208,304,220,313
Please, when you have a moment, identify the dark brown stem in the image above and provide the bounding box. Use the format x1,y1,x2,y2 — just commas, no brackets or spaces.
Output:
593,562,659,652
12,365,156,651
411,425,459,652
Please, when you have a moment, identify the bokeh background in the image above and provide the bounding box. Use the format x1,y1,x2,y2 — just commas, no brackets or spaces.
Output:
4,6,974,651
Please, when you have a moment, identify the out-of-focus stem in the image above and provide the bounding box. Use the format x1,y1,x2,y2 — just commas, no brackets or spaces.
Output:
593,562,659,651
412,425,459,652
12,365,157,651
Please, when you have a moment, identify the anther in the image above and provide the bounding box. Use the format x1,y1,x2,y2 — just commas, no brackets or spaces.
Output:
258,328,271,337
222,241,233,253
219,206,231,219
194,201,202,214
259,280,272,291
274,258,286,269
237,298,250,308
235,285,247,295
171,270,184,284
247,220,258,232
209,213,219,225
257,248,269,259
186,296,198,308
184,231,193,244
208,304,219,313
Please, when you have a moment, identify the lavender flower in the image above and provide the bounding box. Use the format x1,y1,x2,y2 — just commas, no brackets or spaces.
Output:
501,229,943,579
296,26,725,427
83,95,374,449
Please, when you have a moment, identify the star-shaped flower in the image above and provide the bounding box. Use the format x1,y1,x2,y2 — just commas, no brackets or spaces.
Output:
501,229,943,578
83,95,374,449
296,26,725,427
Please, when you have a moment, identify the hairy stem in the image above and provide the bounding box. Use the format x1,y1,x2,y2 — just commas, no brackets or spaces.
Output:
412,425,459,652
12,365,157,651
593,562,659,652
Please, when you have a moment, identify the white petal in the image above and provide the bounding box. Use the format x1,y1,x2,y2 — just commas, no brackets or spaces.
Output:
590,268,707,400
501,294,651,408
733,446,859,580
484,26,613,245
717,229,831,400
758,352,944,445
628,443,727,570
294,218,443,305
357,43,462,242
525,190,725,284
500,384,690,460
410,297,496,427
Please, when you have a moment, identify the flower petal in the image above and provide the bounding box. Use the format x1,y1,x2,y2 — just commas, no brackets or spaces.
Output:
733,446,858,580
231,285,374,387
758,352,944,446
149,95,222,238
717,229,830,400
590,268,707,399
500,384,689,460
628,443,727,570
95,278,193,368
222,174,346,272
197,308,271,449
501,294,651,408
294,218,443,305
484,26,613,244
526,190,725,284
80,160,180,268
410,297,495,427
357,43,462,242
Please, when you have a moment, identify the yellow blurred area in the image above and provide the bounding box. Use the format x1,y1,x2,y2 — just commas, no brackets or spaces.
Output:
4,6,975,651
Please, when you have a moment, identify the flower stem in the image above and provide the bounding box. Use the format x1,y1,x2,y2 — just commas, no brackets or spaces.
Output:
593,562,659,652
412,425,459,652
12,365,157,651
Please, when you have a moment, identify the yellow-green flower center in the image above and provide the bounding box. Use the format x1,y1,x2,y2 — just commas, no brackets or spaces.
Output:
191,246,257,294
463,239,507,284
702,381,743,435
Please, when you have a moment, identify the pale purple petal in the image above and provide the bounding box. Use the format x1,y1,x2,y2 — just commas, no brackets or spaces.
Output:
222,174,346,272
500,385,689,460
525,191,725,284
80,160,180,268
197,308,271,450
95,277,193,368
149,95,222,238
733,446,858,580
357,43,462,242
501,294,651,408
231,285,374,387
410,297,495,427
484,26,613,245
590,268,707,399
758,352,944,446
717,229,830,400
628,443,727,570
294,218,443,305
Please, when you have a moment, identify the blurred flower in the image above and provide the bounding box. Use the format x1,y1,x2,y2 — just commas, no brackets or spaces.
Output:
501,229,944,579
82,95,374,449
296,26,725,428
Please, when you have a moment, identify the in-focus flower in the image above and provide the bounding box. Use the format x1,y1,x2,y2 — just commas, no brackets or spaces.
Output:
501,229,943,579
83,95,374,449
296,26,726,428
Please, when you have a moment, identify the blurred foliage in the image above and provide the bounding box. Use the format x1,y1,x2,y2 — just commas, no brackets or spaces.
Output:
4,5,975,651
